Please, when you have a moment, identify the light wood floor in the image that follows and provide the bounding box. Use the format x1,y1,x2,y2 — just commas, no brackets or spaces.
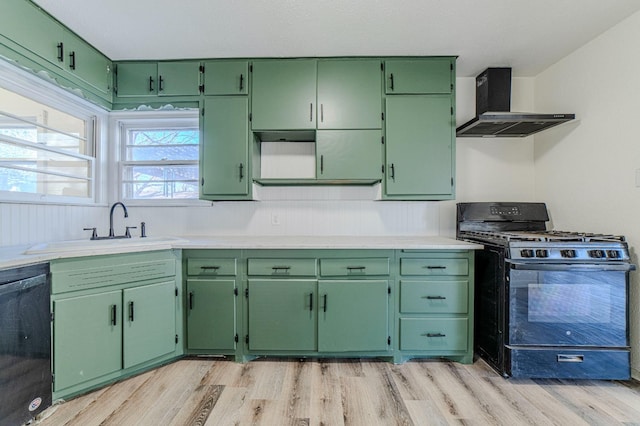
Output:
36,357,640,426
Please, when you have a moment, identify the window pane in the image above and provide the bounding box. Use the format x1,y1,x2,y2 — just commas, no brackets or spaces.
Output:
126,129,198,161
122,164,198,199
0,88,87,154
0,167,90,197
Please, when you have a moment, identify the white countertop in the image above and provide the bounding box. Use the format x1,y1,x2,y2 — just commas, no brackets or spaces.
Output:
0,235,482,270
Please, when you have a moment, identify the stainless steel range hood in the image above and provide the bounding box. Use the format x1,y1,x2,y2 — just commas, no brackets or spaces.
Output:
456,68,575,138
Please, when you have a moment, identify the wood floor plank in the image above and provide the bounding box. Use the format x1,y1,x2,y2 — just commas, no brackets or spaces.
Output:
34,358,640,426
203,387,248,426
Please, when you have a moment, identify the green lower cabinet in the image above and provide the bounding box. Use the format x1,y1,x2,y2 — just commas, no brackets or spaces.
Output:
248,279,317,351
399,318,468,351
187,279,237,350
123,280,177,369
318,280,388,352
53,290,122,392
316,130,382,181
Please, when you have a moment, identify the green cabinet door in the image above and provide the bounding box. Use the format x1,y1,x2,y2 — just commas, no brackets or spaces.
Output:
187,279,236,350
318,280,388,352
53,290,122,391
251,59,317,130
157,61,201,96
316,130,382,180
0,0,65,69
201,96,249,198
385,95,454,198
317,60,382,129
204,60,249,95
64,31,112,96
247,279,317,351
116,62,157,97
123,280,176,369
385,59,453,94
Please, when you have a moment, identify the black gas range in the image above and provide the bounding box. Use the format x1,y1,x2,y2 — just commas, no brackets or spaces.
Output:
457,202,634,379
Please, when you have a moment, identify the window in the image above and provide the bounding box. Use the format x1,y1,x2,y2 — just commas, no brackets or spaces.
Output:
0,86,96,202
117,112,199,202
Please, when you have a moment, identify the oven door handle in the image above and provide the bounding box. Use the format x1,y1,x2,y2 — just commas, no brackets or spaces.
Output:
507,260,636,272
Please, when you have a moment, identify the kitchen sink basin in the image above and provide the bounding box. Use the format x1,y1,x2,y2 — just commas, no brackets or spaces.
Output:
24,236,185,255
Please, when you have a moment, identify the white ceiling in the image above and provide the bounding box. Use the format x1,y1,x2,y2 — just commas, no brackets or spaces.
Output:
32,0,640,77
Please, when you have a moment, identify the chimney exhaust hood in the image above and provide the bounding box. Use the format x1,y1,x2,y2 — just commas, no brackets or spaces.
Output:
456,68,575,138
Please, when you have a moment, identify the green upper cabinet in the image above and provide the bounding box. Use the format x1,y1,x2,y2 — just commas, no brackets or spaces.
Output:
63,31,112,96
384,58,453,94
114,62,157,97
203,60,249,95
1,0,112,102
316,130,382,181
384,94,454,199
251,59,317,130
157,61,201,96
115,60,201,97
317,60,382,129
317,280,389,352
201,96,250,199
0,0,65,69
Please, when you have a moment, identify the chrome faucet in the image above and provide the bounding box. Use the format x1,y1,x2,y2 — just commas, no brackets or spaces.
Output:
109,202,129,238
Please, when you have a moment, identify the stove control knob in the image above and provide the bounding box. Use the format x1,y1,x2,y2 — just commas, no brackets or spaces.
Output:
520,249,535,258
589,249,605,258
535,249,549,258
561,249,576,258
606,250,620,259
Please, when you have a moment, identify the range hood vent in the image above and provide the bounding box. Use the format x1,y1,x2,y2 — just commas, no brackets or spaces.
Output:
456,68,575,138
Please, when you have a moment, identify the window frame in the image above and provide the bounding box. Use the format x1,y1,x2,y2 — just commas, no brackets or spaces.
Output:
0,59,106,205
110,109,206,206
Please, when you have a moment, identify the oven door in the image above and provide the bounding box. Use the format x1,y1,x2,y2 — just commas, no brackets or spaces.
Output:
507,261,631,347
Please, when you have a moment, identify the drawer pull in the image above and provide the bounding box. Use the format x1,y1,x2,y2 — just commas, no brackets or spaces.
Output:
557,354,584,363
129,301,135,322
201,266,220,270
272,266,291,272
323,294,328,312
347,266,366,271
309,293,313,311
423,295,446,300
423,333,446,338
189,292,194,310
424,266,446,270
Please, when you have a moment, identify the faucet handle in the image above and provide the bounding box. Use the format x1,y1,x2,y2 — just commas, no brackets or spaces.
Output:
125,226,137,238
83,227,98,240
124,226,137,238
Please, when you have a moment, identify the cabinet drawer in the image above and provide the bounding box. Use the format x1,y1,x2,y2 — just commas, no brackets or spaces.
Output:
187,258,237,276
319,258,389,276
247,258,317,276
400,258,468,276
400,318,468,351
400,280,468,314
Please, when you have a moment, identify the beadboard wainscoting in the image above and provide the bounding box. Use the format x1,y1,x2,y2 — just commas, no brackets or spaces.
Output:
0,200,444,247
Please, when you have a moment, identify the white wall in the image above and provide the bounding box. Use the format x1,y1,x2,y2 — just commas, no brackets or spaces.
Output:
0,76,536,247
534,10,640,378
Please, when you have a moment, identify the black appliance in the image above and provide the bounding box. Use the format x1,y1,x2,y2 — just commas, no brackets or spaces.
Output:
0,263,52,426
456,68,575,137
457,202,634,379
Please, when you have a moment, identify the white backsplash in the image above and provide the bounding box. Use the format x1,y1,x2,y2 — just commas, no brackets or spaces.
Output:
0,199,442,247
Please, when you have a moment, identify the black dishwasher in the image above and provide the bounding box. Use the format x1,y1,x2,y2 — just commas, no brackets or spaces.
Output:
0,263,51,426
